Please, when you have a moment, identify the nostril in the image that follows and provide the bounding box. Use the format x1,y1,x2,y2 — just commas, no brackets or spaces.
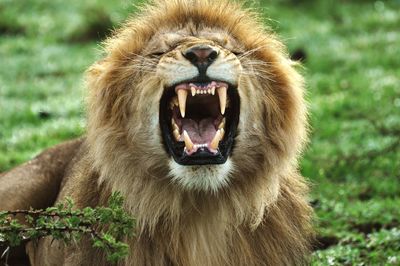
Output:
184,50,198,64
208,50,218,62
183,46,219,66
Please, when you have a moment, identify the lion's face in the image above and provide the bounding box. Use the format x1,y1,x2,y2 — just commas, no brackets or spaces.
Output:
87,1,306,193
129,28,246,190
151,29,243,188
154,30,242,161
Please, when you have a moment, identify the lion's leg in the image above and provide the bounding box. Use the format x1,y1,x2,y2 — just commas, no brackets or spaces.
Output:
0,138,83,211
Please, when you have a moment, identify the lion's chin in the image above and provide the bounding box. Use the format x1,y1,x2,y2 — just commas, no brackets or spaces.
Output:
168,158,234,192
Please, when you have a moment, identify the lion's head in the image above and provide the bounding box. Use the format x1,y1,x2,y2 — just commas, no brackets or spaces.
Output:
86,0,307,193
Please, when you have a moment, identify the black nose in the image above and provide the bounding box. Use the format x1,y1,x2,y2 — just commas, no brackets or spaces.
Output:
183,46,218,73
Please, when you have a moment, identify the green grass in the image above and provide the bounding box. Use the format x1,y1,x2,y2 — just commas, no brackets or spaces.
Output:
1,0,399,264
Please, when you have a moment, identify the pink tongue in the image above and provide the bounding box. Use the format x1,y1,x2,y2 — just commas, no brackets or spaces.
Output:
181,118,216,144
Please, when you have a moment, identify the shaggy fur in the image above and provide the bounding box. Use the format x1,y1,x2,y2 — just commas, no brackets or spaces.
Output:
1,0,314,265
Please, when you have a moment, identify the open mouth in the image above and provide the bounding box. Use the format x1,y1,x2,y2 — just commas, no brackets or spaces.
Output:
160,80,240,165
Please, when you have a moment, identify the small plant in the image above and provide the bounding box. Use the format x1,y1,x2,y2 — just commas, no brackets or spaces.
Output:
0,192,135,263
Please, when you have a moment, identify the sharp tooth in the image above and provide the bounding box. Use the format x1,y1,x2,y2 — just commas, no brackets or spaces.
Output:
177,89,187,118
171,118,179,129
172,120,179,131
220,128,225,139
218,118,226,129
208,89,211,94
183,130,194,151
197,89,200,95
217,86,227,115
173,129,181,141
191,86,196,96
210,129,222,150
211,86,215,95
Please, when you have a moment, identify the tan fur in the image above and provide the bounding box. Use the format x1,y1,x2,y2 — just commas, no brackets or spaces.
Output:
1,1,314,265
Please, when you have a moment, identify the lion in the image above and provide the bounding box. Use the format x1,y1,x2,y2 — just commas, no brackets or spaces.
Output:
0,0,314,265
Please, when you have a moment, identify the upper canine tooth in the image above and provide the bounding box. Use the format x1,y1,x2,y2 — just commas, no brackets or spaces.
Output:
183,130,194,151
211,86,215,95
210,129,222,150
177,89,187,118
217,86,227,115
191,86,196,96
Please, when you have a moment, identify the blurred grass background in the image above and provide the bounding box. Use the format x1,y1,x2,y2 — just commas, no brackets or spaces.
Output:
0,0,399,264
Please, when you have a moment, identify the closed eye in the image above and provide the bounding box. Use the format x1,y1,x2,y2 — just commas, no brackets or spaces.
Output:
150,52,165,57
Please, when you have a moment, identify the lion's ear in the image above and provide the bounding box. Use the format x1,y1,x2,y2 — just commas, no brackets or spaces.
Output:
86,59,107,79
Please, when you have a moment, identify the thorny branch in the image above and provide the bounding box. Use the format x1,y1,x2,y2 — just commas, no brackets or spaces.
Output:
0,192,135,264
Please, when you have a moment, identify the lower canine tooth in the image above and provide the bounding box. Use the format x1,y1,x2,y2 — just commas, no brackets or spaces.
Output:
217,86,227,115
177,89,187,118
183,130,194,151
171,119,179,131
173,129,180,141
218,118,226,129
210,129,222,150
